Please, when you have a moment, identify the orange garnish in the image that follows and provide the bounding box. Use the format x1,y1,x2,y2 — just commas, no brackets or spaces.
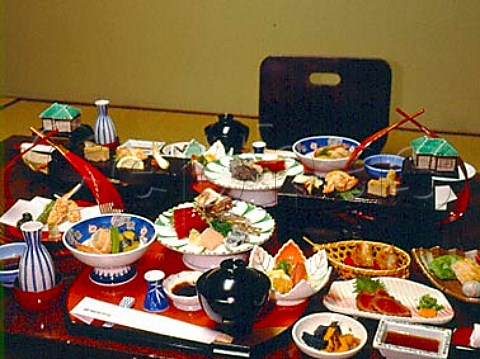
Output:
276,240,306,266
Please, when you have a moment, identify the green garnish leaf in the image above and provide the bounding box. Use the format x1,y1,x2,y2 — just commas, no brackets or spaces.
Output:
354,276,386,293
417,294,444,311
210,218,232,237
336,188,361,200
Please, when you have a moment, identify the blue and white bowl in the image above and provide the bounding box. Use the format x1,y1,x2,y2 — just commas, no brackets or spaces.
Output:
62,213,157,286
292,135,360,177
0,242,26,288
364,154,405,178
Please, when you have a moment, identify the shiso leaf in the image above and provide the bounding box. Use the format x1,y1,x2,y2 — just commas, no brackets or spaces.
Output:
354,276,385,293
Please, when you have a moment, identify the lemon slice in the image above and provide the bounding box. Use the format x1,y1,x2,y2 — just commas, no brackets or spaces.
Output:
267,270,293,294
116,155,145,170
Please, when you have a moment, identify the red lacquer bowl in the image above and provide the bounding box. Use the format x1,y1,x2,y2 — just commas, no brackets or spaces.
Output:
13,276,65,311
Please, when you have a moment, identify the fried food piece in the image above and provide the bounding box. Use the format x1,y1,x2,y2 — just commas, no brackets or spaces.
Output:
323,170,358,194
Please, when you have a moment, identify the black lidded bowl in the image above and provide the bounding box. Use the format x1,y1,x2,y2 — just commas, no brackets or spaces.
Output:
196,258,270,337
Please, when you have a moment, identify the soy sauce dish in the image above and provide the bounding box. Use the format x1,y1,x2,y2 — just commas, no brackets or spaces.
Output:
364,154,405,178
373,319,452,359
163,270,202,311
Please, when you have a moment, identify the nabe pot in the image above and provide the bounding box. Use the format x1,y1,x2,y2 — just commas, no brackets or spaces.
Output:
196,259,270,336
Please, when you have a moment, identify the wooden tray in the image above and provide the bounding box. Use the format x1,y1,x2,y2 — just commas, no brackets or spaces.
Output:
65,241,309,358
412,246,480,304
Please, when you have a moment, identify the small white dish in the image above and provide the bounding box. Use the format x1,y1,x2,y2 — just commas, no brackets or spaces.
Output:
292,312,368,359
373,319,452,359
163,270,202,311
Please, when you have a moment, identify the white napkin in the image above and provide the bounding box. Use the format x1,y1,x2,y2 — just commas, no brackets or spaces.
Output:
470,323,480,348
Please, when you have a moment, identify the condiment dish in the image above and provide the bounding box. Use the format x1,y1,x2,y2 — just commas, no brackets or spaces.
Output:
164,270,202,311
373,319,452,359
364,154,405,178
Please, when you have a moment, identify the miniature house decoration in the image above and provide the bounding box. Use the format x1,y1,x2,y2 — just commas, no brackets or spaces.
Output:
39,102,82,133
411,136,458,173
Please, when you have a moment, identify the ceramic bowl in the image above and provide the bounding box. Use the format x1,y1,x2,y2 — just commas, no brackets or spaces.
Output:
249,239,332,306
292,135,360,177
13,274,65,311
373,319,452,359
0,242,26,288
364,154,405,178
292,312,368,359
164,270,202,311
62,213,157,286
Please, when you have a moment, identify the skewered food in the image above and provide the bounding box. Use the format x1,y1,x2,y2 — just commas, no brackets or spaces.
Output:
349,242,400,271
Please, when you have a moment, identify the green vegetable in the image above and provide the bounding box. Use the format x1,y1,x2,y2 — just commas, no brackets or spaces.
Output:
336,188,361,200
417,294,444,311
36,200,55,224
275,259,292,275
428,255,462,280
210,219,232,237
111,227,121,254
354,276,385,293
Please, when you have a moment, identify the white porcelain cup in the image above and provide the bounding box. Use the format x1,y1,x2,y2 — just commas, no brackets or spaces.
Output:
252,141,266,154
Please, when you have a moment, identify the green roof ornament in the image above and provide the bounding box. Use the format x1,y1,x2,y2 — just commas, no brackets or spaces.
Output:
40,102,82,133
39,102,81,120
411,136,458,173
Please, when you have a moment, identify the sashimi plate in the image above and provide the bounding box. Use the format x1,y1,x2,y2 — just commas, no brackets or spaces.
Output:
155,200,275,271
323,277,454,324
203,154,304,191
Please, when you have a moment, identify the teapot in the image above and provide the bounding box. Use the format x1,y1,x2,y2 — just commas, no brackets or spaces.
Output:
196,259,270,336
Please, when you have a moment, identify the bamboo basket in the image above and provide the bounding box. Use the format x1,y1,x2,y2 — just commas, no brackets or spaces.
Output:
313,240,411,279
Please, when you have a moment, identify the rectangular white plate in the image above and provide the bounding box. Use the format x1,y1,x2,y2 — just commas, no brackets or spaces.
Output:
323,277,454,325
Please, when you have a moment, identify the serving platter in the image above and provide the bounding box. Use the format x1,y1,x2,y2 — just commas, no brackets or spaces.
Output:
323,277,454,324
203,154,303,191
412,246,480,304
155,200,275,270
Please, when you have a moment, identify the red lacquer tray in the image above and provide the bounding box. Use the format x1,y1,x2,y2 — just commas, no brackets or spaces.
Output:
65,241,308,357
